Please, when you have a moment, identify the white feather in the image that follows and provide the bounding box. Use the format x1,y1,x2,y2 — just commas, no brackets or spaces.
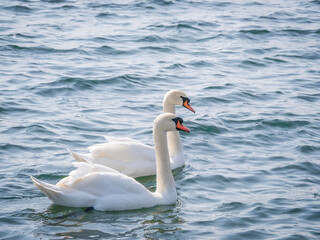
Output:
68,90,193,177
31,113,184,211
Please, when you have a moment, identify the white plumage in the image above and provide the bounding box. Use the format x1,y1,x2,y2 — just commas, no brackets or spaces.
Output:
31,113,190,211
68,90,195,178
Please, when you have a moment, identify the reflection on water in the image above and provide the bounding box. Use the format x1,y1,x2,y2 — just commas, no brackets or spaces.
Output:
31,203,185,239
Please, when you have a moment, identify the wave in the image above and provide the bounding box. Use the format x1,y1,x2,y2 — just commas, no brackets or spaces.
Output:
31,75,150,96
164,63,187,69
0,143,41,152
2,44,87,55
271,161,320,176
216,201,247,212
191,123,228,134
96,45,136,55
240,59,267,67
0,102,47,116
3,5,33,13
196,34,231,42
275,52,320,60
199,96,232,104
263,57,287,63
282,29,320,36
139,45,181,53
296,145,320,154
41,0,69,3
96,12,119,18
134,35,165,43
261,119,310,128
240,29,271,35
1,123,57,136
187,60,214,68
296,93,320,102
148,22,202,32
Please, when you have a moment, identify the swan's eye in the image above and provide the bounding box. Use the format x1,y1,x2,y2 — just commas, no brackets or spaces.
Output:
173,117,190,133
181,96,191,106
172,117,183,126
180,96,189,105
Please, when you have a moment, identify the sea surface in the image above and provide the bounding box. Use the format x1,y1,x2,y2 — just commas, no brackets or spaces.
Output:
1,0,320,239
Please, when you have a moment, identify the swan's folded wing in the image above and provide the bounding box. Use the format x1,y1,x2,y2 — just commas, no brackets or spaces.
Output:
59,171,148,198
58,162,120,187
102,135,142,144
88,141,155,163
72,162,119,175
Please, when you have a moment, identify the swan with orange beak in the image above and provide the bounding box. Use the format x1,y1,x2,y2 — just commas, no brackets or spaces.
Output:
68,90,194,178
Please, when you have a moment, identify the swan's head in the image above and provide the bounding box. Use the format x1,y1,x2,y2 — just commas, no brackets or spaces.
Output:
154,113,190,133
163,90,195,113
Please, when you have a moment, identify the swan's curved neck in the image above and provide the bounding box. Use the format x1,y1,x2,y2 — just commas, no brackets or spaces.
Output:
163,98,175,114
154,128,176,197
167,131,183,161
163,98,183,159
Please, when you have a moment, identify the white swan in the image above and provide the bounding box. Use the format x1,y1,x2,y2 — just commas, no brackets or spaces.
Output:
31,113,190,211
68,90,195,178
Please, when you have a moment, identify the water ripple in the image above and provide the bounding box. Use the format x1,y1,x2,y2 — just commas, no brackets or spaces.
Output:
3,5,34,13
1,0,320,239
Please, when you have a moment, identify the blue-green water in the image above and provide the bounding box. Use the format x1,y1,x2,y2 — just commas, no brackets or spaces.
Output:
1,0,320,239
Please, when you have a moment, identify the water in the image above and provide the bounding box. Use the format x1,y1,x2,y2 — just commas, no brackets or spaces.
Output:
1,0,320,239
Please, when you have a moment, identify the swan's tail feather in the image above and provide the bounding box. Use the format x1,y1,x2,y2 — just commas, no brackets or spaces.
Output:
30,176,60,201
67,148,91,163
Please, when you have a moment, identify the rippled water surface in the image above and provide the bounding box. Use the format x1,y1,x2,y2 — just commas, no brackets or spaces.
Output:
1,0,320,239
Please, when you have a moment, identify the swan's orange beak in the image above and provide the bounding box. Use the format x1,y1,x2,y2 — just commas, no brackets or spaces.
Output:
183,100,195,113
176,121,190,133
